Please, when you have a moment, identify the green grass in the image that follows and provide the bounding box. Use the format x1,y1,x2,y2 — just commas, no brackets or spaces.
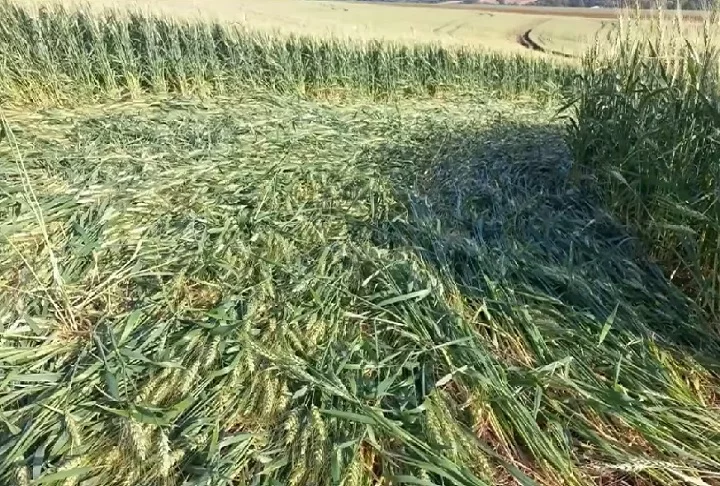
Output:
0,0,576,105
2,2,720,486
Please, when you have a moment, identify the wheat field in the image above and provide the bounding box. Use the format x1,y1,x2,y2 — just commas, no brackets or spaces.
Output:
11,0,609,52
2,1,720,486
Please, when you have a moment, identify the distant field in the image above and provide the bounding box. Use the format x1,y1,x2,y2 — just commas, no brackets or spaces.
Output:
406,2,709,18
14,0,612,54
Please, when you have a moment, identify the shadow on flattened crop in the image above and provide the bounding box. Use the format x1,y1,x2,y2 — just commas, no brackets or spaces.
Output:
346,122,720,486
360,120,720,363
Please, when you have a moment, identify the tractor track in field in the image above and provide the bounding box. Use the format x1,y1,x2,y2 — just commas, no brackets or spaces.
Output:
517,29,574,58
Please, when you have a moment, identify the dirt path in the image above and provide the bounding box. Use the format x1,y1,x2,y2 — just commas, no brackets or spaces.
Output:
517,28,574,58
